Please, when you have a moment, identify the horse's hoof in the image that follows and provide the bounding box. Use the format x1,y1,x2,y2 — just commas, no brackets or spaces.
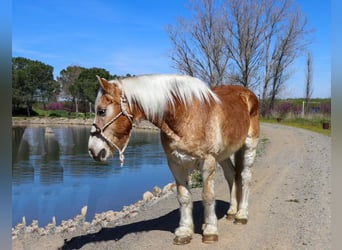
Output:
226,214,236,221
234,218,248,225
202,234,218,244
173,236,192,245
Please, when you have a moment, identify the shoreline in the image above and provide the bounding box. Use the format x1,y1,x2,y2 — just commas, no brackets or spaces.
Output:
12,182,177,239
12,117,94,126
12,117,159,130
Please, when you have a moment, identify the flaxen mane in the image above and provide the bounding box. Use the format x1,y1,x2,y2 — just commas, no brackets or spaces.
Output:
110,74,220,119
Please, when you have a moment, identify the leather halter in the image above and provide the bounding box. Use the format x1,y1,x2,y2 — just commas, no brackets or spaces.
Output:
90,94,133,166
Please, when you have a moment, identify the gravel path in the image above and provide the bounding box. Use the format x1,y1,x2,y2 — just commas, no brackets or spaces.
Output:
12,123,331,250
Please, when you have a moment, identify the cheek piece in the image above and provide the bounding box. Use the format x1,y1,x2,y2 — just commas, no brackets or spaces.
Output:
90,95,133,166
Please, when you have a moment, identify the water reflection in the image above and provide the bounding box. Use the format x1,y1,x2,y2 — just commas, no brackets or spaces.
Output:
12,126,173,226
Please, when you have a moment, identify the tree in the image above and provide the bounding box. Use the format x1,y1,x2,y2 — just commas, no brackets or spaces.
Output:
57,66,85,101
263,2,309,111
304,51,313,114
167,0,310,106
167,0,230,86
222,0,267,89
39,79,60,108
12,57,58,116
69,67,110,115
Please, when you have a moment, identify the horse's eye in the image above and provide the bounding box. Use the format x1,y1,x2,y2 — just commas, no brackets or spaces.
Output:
97,109,106,117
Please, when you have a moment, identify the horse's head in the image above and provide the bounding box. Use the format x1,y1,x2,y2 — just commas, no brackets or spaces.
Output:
88,76,133,164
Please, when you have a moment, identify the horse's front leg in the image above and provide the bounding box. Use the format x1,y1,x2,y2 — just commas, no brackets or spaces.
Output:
167,159,194,245
201,155,219,243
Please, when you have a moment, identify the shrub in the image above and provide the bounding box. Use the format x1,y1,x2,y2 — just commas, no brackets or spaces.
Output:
275,102,295,117
320,102,331,114
45,102,71,112
48,112,62,117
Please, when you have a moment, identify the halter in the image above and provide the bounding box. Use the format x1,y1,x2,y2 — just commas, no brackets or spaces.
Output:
90,93,133,166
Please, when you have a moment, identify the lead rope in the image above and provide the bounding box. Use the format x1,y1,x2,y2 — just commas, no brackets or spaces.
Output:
101,128,133,167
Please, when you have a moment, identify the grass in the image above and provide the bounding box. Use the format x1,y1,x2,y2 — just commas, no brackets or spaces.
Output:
30,107,95,119
189,170,203,188
261,117,331,136
256,137,270,157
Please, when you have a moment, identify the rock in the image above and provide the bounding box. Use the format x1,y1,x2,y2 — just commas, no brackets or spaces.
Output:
143,191,154,202
45,216,57,234
104,210,117,222
14,216,26,236
124,210,139,219
26,220,39,234
152,186,162,197
81,206,88,217
162,182,176,194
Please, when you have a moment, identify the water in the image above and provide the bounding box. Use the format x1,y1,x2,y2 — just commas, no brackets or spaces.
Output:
12,126,173,227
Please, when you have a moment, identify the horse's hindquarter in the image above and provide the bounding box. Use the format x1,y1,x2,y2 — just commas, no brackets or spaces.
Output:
160,85,255,163
211,85,254,159
212,85,258,137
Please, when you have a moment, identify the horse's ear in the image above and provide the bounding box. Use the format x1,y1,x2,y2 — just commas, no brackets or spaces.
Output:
96,75,111,92
96,75,122,94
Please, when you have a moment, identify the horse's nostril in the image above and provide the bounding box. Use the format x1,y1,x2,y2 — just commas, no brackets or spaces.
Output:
99,149,106,159
89,148,107,162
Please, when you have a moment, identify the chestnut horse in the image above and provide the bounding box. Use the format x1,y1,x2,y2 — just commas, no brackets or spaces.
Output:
88,74,259,245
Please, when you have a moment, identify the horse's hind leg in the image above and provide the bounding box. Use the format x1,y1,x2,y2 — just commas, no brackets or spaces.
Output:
219,157,238,220
167,158,194,245
234,135,258,224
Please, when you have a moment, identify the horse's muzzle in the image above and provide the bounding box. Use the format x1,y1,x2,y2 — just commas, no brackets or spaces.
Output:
89,148,107,162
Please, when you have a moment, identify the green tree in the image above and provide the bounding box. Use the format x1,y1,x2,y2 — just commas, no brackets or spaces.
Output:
57,66,85,101
12,57,58,116
69,67,110,115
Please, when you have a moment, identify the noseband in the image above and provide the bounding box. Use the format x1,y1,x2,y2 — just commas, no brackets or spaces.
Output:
90,94,133,166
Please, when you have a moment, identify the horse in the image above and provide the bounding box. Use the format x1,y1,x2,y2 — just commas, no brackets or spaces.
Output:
88,74,260,245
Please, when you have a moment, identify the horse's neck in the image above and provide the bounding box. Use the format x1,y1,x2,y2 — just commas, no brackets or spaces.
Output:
130,101,181,140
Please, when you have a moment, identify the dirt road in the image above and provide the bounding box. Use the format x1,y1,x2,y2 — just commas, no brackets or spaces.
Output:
13,123,331,249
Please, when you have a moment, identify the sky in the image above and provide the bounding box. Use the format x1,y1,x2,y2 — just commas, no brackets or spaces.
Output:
12,0,330,98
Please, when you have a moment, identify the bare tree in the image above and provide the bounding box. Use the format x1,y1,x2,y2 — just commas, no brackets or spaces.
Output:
305,51,313,113
167,0,230,86
266,6,309,111
261,0,290,113
222,0,268,89
167,0,310,96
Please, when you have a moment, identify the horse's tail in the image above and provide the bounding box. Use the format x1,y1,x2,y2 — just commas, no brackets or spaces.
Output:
240,90,260,138
240,91,259,117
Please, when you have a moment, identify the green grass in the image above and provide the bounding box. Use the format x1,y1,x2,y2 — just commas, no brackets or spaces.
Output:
31,107,95,119
189,170,203,188
256,137,270,157
261,117,331,136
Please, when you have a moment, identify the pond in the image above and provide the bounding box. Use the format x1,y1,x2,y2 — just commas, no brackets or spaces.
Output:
12,126,173,227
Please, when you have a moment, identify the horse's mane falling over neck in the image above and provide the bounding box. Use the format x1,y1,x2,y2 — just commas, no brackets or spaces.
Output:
110,74,220,120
